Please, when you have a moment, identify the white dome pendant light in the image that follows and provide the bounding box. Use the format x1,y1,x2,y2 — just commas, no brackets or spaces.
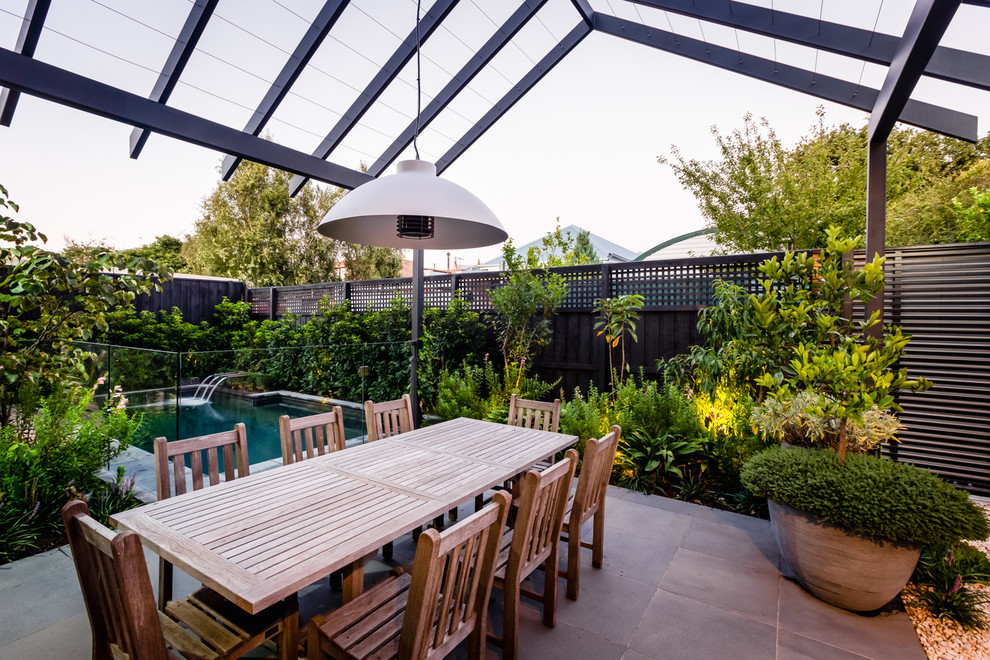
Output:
317,2,506,250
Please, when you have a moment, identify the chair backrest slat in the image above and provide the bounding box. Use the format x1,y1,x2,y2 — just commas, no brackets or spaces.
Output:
511,450,577,579
399,491,511,660
62,500,170,660
507,394,560,433
279,407,346,465
364,395,414,442
155,423,249,500
572,426,621,526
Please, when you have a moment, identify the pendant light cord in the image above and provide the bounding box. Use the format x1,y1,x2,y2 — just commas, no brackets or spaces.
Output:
413,0,422,160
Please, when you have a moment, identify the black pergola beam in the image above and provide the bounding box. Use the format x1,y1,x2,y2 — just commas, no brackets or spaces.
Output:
631,0,990,92
592,13,977,142
288,0,460,197
129,0,218,159
437,21,593,175
0,48,373,189
569,0,594,26
220,0,350,181
0,0,52,127
368,0,549,178
869,0,961,142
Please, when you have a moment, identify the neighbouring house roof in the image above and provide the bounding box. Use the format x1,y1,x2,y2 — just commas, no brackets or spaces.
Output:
480,224,635,268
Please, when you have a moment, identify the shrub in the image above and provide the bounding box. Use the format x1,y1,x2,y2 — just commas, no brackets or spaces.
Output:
911,541,990,630
0,383,141,562
741,447,989,546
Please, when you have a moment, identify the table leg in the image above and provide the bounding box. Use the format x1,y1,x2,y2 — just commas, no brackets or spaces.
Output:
342,558,366,603
279,593,299,660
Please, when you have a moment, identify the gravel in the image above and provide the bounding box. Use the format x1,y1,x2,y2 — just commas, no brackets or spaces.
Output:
904,501,990,660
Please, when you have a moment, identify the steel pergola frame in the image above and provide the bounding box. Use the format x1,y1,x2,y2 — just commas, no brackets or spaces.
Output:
0,0,982,194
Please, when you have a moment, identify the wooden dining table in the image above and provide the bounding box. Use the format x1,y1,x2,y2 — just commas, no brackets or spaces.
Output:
111,417,577,655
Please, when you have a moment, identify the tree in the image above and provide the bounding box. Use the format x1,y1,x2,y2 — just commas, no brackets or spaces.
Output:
182,159,346,286
489,229,570,391
0,184,167,426
343,244,402,280
593,293,644,392
661,109,990,252
122,235,186,272
568,229,599,264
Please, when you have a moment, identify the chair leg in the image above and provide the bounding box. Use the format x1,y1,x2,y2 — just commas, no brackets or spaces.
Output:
503,580,520,660
566,527,581,601
542,549,559,627
308,612,327,660
592,507,605,568
158,557,173,610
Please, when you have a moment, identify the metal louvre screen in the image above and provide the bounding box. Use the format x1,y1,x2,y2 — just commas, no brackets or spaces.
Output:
870,243,990,495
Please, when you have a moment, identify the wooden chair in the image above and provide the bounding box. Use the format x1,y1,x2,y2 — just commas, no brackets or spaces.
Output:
307,490,512,660
280,406,347,465
488,450,577,660
507,393,561,433
363,394,414,442
476,394,563,512
62,499,294,660
365,395,421,555
154,424,250,609
559,425,621,601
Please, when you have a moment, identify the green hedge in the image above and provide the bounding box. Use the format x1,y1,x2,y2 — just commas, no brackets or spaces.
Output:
741,447,988,545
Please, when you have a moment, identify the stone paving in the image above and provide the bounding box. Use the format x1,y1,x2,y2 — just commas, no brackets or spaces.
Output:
0,486,926,660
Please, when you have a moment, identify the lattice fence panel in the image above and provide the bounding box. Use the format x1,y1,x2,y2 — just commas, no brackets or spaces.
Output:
248,288,271,317
277,283,345,317
350,279,413,310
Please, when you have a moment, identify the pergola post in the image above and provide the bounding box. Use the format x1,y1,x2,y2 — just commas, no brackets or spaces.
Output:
410,248,424,428
865,139,887,338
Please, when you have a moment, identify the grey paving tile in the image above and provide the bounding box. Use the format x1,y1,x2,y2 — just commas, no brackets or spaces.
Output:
516,611,627,660
659,547,781,625
693,505,774,535
620,650,657,660
553,564,658,645
0,547,86,647
602,497,692,546
778,579,926,660
0,546,72,591
0,611,91,660
561,523,677,589
778,629,870,660
681,516,780,571
630,589,776,660
622,490,707,517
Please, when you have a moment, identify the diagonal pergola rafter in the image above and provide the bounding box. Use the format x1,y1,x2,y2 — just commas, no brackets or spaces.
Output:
0,0,52,127
437,21,593,174
593,12,977,141
630,0,990,92
219,0,350,181
368,0,550,178
0,47,372,190
287,0,461,197
129,0,219,158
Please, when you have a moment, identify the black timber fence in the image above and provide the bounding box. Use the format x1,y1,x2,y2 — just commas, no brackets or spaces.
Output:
132,275,246,325
246,252,790,393
852,243,990,496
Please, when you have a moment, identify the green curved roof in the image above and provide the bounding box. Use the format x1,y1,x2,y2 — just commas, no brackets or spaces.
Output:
634,228,715,261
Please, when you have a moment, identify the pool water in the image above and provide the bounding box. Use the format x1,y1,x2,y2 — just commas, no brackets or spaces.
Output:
137,394,367,465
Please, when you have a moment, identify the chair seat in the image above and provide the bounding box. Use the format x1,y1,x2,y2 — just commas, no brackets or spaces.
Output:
163,587,290,660
310,573,411,660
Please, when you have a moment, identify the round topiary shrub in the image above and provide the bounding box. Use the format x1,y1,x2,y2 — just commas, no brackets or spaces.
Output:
740,447,988,546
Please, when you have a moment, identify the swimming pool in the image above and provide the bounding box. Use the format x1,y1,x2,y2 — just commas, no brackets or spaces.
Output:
137,393,367,465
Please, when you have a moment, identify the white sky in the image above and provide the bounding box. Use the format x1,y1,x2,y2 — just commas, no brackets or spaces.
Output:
1,0,988,272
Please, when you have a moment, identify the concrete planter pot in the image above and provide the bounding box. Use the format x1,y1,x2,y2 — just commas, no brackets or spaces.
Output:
769,500,922,612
